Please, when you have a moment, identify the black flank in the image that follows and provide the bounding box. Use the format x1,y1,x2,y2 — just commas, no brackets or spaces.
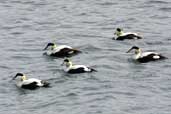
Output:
21,82,39,90
116,34,141,40
51,48,80,57
137,54,166,63
68,68,86,74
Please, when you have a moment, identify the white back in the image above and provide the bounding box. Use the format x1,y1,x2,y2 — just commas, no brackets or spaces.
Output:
53,45,72,53
121,32,138,36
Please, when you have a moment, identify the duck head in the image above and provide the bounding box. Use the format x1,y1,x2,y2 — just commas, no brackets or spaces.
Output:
13,73,27,81
127,46,141,54
114,28,124,37
62,58,73,68
43,43,57,50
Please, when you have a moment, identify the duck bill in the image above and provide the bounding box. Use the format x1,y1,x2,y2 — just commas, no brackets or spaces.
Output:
43,45,48,50
12,75,17,80
61,62,65,66
126,48,133,53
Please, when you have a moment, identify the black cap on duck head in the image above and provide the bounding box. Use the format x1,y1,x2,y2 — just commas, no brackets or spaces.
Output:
64,58,69,62
116,28,122,32
47,43,55,46
127,46,140,53
13,73,24,80
43,43,55,50
131,46,139,50
61,58,70,66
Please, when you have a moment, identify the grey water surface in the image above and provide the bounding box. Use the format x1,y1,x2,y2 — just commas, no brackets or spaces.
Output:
0,0,171,114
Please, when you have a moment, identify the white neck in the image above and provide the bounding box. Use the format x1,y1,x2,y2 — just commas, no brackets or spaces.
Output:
134,49,142,59
66,61,73,68
51,45,57,50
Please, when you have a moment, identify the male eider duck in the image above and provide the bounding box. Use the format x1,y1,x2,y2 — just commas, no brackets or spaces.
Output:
43,43,81,57
13,73,50,90
62,58,97,73
127,46,167,63
113,28,142,40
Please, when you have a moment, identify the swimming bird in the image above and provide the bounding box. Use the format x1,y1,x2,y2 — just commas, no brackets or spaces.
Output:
43,43,81,57
127,46,167,63
62,58,97,73
113,28,142,40
13,73,50,90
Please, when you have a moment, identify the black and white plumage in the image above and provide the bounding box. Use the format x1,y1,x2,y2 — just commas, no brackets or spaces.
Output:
43,43,81,57
62,59,97,74
127,46,167,63
113,28,142,40
13,73,50,90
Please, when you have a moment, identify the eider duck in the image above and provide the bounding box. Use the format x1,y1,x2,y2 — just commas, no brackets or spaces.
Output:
113,28,142,40
13,73,50,90
62,58,97,73
127,46,167,63
43,43,81,57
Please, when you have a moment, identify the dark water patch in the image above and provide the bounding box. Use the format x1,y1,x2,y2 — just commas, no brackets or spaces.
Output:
113,90,137,97
0,65,11,70
73,34,104,38
150,15,171,19
35,21,56,26
145,41,164,45
96,2,118,6
58,24,78,29
11,55,33,59
159,7,171,12
63,92,78,97
75,12,88,16
10,31,25,35
1,25,20,30
80,44,104,52
10,0,35,4
82,21,97,24
146,0,170,4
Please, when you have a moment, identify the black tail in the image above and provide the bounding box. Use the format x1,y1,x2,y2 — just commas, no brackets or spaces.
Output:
136,36,142,39
90,68,97,72
73,49,82,54
159,55,168,60
42,81,50,87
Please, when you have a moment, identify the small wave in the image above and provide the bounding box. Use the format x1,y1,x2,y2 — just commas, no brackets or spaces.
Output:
10,31,25,35
1,26,19,30
145,41,164,45
96,2,117,6
146,0,170,4
11,1,35,4
63,93,78,97
0,65,10,69
159,7,171,12
80,44,103,52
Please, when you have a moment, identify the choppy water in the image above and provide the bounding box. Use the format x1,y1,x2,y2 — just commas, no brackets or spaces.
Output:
0,0,171,114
